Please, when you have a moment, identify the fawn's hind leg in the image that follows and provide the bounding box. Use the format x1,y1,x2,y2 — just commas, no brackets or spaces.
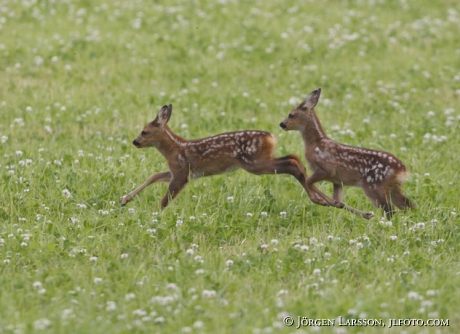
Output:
362,184,395,219
391,186,416,211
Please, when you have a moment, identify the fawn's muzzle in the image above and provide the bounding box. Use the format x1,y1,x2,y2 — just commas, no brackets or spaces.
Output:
279,122,286,129
133,140,140,147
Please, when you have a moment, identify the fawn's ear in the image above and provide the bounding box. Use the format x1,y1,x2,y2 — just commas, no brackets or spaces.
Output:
155,104,172,126
299,88,321,111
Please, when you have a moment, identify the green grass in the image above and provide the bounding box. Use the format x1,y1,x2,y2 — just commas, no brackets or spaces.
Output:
1,0,460,333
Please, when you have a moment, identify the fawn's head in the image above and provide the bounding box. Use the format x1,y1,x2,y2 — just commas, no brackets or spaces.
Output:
279,88,321,131
133,104,172,148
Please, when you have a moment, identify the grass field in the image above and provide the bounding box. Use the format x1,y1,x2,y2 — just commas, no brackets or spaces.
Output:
1,0,460,333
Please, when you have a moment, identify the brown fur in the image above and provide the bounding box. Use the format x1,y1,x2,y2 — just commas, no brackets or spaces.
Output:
122,104,310,209
280,88,415,219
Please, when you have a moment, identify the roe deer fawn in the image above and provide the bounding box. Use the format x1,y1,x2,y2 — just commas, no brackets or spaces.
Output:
121,104,309,209
279,88,416,219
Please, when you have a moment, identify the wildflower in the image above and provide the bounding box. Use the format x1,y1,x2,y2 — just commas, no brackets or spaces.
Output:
185,249,194,255
106,301,117,311
300,245,309,251
154,317,165,323
279,211,287,218
128,208,135,214
246,212,253,217
309,237,317,245
193,321,204,329
349,239,356,245
260,211,268,217
227,196,234,203
389,235,398,241
125,293,136,301
89,256,98,262
356,242,364,249
176,219,183,227
313,268,321,276
271,239,279,246
195,269,205,275
120,253,129,259
202,289,217,298
62,189,71,198
426,290,437,296
94,277,103,283
260,244,268,250
408,291,420,301
226,260,234,267
33,281,43,290
34,318,51,330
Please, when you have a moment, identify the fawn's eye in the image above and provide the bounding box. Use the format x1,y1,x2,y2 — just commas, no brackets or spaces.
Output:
141,131,147,136
288,114,294,119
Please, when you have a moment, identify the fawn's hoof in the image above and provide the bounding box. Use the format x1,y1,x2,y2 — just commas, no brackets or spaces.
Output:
363,212,374,220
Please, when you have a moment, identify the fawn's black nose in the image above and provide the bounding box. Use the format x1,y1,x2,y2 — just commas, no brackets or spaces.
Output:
279,122,286,129
133,140,140,147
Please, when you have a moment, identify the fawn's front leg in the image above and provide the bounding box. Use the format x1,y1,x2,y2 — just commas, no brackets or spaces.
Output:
121,171,171,206
160,175,189,209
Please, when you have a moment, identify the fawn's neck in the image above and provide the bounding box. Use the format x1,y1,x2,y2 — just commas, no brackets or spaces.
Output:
300,110,329,146
155,125,186,155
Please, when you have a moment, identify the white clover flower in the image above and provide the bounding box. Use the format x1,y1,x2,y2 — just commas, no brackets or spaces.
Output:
62,189,71,198
195,269,205,275
349,239,356,245
246,212,253,217
260,244,268,250
120,253,129,259
309,237,317,245
128,208,135,214
300,245,309,251
193,321,204,329
185,249,194,255
271,239,279,246
277,289,289,296
33,318,51,330
33,281,43,290
426,289,436,296
106,301,117,311
260,212,268,217
94,277,103,283
89,256,98,262
225,259,234,267
125,293,136,301
154,317,165,324
279,211,287,218
408,291,420,301
389,235,398,241
313,268,321,276
176,219,183,227
202,289,217,298
356,242,364,249
227,196,234,203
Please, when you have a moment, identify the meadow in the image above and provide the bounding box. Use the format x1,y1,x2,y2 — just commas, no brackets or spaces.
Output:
1,0,459,333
